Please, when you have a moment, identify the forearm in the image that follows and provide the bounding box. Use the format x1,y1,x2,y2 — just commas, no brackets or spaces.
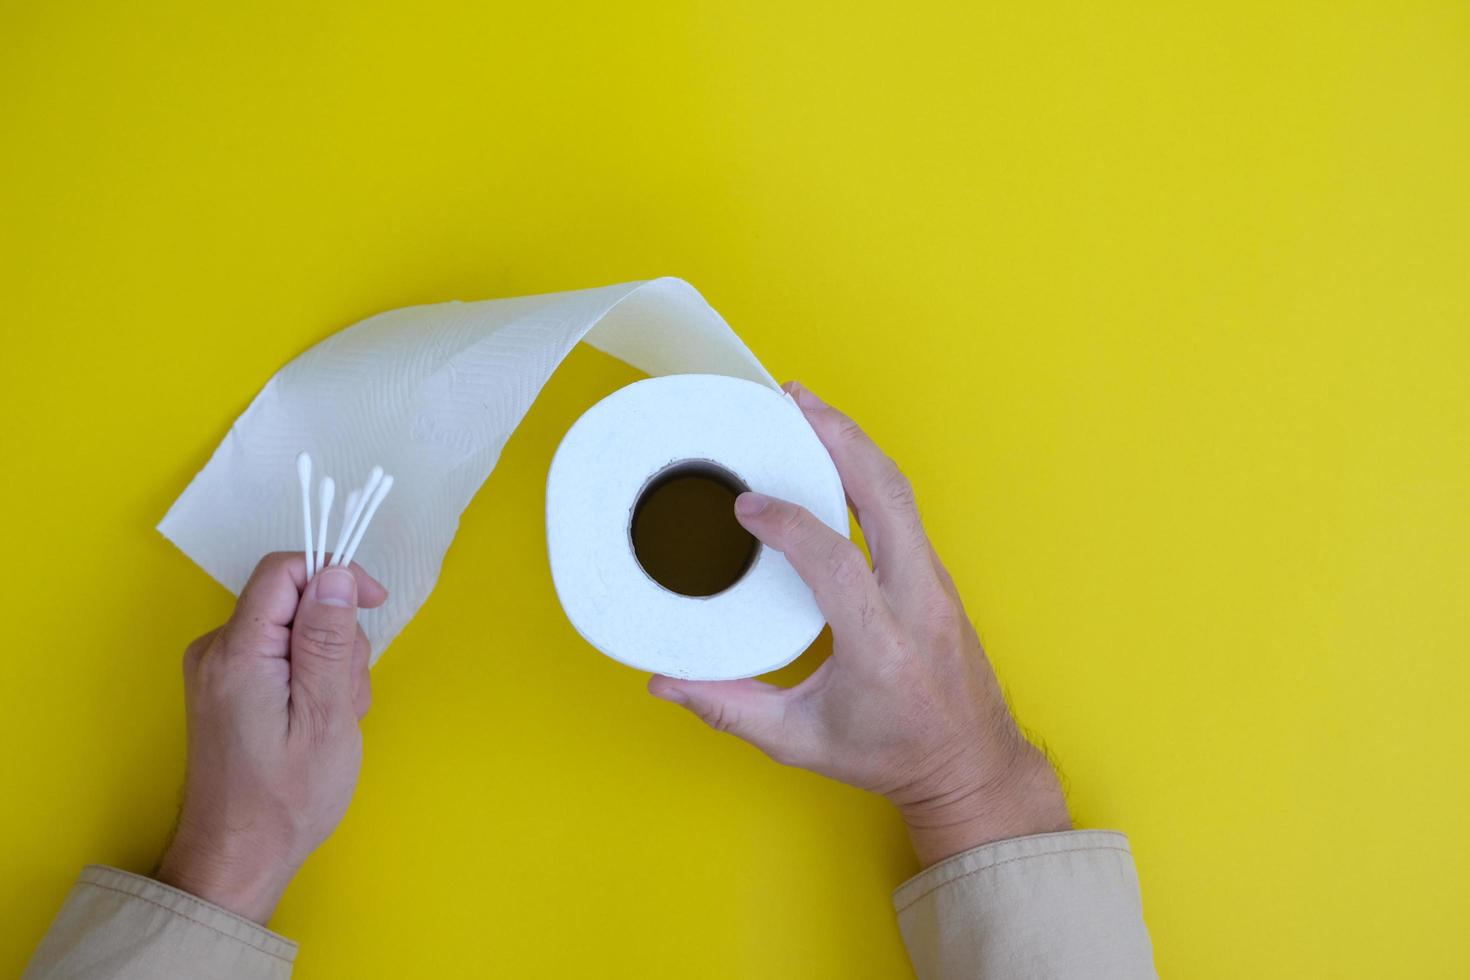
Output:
896,738,1072,867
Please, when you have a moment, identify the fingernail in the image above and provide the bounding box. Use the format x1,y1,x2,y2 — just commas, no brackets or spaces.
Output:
314,567,357,607
793,384,825,410
653,684,687,705
735,491,771,517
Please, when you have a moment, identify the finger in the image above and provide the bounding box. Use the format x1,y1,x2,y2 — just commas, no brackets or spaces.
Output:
289,566,360,728
320,555,389,609
929,544,961,601
352,626,373,720
223,552,388,654
783,382,940,604
648,675,814,766
734,491,891,641
183,628,219,679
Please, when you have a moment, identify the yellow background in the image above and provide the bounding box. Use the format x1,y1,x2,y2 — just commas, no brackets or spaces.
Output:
3,1,1467,976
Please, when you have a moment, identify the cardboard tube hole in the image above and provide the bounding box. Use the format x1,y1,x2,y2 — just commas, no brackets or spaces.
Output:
630,460,758,597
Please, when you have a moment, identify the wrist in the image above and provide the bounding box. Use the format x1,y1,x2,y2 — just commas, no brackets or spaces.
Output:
156,823,299,924
896,740,1071,867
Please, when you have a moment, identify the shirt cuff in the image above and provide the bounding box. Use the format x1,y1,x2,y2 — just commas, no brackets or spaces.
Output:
24,865,297,980
893,830,1156,980
77,866,298,962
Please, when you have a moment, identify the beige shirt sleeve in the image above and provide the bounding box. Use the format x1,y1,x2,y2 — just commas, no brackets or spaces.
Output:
894,830,1156,979
23,866,296,980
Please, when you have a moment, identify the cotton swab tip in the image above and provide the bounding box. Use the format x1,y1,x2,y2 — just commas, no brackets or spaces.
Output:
296,452,312,483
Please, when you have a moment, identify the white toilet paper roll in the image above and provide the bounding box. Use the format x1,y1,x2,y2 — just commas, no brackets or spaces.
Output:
547,375,847,680
158,277,848,677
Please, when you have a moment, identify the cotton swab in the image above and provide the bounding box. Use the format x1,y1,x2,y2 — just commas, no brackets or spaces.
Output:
330,466,381,564
329,487,362,565
338,474,394,568
356,466,385,526
291,456,391,573
314,476,335,576
296,452,314,577
332,466,383,565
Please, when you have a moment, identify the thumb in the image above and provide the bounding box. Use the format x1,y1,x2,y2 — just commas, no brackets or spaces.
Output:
290,566,360,726
648,676,812,766
733,492,889,642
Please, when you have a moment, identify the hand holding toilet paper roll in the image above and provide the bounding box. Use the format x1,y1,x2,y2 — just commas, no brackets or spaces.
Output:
158,278,847,678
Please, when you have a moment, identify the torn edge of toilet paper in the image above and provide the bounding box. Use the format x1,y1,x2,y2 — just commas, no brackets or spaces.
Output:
158,277,780,662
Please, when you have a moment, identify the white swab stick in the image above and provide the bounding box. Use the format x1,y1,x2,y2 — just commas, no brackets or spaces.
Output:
330,487,362,565
296,452,314,578
339,474,394,568
314,476,335,577
333,466,383,566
